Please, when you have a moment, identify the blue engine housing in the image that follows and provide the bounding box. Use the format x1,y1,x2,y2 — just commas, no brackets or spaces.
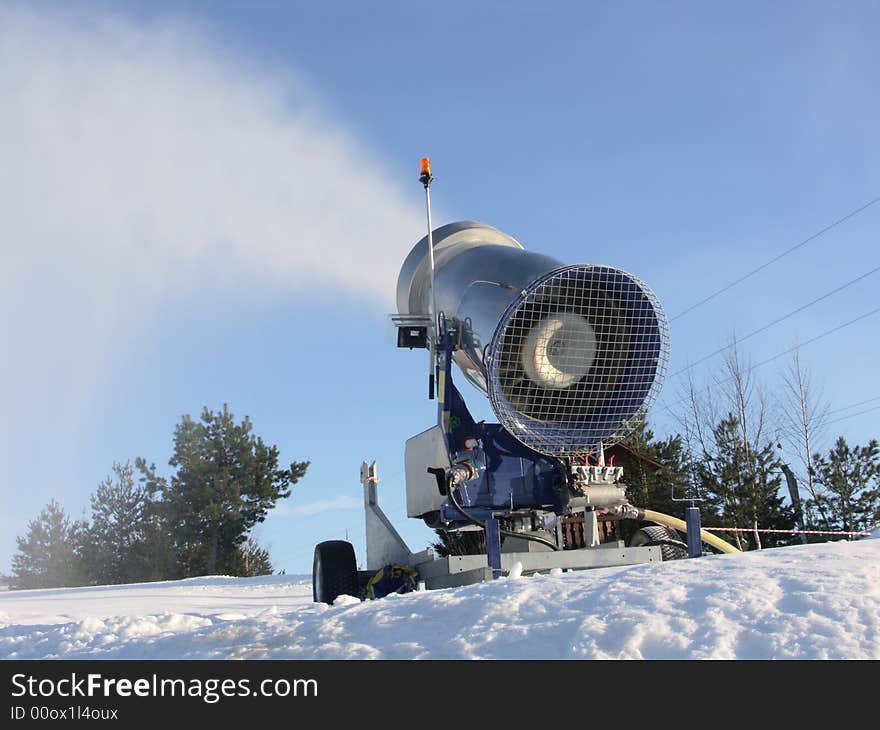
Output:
437,375,567,525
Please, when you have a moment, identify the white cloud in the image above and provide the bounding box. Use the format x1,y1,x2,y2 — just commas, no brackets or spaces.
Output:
274,495,362,518
0,7,423,494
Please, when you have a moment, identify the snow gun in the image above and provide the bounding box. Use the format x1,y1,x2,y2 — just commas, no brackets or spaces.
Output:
312,158,739,603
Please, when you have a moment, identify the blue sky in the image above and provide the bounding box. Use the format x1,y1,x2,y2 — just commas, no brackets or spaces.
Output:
2,0,879,574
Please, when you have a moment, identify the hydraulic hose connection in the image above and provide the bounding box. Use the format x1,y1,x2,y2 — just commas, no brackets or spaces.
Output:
449,461,477,487
448,485,561,552
429,466,561,552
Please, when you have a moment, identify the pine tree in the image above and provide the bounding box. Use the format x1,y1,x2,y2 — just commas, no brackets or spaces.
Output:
230,538,274,577
697,415,796,549
82,462,158,585
618,423,711,517
809,438,879,536
614,423,722,544
137,507,177,582
137,404,308,576
10,501,88,589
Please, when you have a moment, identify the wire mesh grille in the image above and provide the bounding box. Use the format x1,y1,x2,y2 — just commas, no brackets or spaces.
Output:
486,265,669,456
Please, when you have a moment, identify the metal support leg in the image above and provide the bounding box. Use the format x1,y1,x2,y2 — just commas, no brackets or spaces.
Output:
486,517,502,579
583,509,601,547
685,506,702,558
361,461,412,570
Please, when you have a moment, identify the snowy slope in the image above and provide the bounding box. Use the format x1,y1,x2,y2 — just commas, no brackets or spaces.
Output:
1,539,878,660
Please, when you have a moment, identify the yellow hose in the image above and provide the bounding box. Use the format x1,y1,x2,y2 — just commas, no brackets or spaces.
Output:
641,509,741,554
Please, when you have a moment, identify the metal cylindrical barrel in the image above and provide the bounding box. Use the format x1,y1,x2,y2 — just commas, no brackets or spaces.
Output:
397,221,562,393
397,221,669,455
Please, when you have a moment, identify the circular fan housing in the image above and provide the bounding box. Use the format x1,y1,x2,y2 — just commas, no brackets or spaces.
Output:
486,265,669,456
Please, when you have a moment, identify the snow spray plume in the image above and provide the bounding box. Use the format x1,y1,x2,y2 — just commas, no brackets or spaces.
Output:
0,6,422,510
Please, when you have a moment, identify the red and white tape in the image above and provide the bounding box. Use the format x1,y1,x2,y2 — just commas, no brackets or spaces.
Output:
702,526,872,537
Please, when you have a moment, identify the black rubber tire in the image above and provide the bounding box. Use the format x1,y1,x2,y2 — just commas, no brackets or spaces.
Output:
312,540,359,604
630,524,689,561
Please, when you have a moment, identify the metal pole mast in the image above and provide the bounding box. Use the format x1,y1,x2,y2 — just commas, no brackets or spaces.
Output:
420,157,437,399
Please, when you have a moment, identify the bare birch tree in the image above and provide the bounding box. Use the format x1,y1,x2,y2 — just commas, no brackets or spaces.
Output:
777,348,832,532
778,349,829,500
674,336,793,549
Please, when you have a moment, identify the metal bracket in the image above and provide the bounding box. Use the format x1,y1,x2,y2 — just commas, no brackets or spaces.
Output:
390,314,433,350
361,461,412,571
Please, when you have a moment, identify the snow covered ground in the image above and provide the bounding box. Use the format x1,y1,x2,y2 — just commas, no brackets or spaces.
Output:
1,538,878,659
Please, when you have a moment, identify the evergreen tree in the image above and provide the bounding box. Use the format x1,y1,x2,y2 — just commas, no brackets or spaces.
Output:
614,423,722,544
618,423,712,518
82,462,160,585
138,404,308,576
809,438,879,536
137,507,178,582
10,501,88,589
83,462,141,584
230,538,274,577
697,415,796,549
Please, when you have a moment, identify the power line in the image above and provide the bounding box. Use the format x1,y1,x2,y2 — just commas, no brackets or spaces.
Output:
826,404,880,427
669,263,880,379
827,395,880,416
670,195,880,322
747,304,880,376
656,304,880,416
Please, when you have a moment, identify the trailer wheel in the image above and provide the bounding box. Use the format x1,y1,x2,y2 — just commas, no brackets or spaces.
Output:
313,540,359,604
630,524,688,561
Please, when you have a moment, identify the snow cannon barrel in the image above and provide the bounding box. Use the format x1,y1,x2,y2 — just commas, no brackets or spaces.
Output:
396,221,669,456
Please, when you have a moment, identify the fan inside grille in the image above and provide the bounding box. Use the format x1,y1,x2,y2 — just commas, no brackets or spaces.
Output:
486,265,669,456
